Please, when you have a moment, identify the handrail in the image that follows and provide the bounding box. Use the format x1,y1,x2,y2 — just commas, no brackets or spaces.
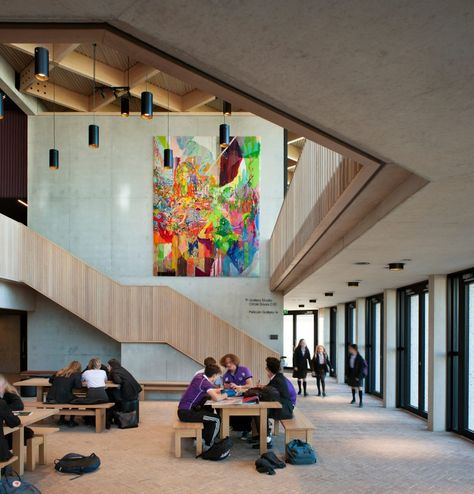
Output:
0,213,278,383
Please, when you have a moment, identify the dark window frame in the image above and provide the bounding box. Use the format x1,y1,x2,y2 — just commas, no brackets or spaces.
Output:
366,294,384,397
283,310,318,369
345,301,356,383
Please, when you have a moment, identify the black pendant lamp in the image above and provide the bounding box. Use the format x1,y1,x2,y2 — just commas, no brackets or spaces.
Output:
0,91,5,120
219,100,230,148
120,96,130,117
223,101,232,116
49,46,59,169
88,43,99,148
35,47,49,81
164,89,173,168
141,91,153,119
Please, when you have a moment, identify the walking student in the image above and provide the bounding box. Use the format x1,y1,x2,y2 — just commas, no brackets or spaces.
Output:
311,345,332,397
292,339,312,396
178,364,227,451
347,344,366,408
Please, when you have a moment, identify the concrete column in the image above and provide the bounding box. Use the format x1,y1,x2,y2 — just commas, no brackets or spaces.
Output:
355,298,366,356
383,289,397,408
336,303,346,383
428,275,447,431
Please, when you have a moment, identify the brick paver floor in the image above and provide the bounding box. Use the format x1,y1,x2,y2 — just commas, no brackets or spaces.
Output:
23,378,474,493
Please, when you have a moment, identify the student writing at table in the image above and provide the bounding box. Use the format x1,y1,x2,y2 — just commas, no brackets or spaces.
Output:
79,358,108,404
46,360,82,427
178,364,227,451
0,374,34,447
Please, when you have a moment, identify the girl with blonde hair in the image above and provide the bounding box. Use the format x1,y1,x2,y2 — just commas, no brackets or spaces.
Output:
80,358,108,403
311,345,332,397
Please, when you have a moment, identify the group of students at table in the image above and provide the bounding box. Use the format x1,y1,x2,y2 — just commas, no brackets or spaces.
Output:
178,354,297,451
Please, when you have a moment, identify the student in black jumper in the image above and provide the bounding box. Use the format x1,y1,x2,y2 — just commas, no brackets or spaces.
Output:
0,399,20,461
311,345,332,397
46,360,82,427
292,339,312,396
347,344,365,408
0,374,33,447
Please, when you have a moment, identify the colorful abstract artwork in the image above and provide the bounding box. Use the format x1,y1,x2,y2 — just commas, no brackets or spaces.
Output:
153,136,260,277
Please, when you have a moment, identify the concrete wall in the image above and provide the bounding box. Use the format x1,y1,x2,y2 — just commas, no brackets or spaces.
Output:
0,280,36,312
27,114,284,375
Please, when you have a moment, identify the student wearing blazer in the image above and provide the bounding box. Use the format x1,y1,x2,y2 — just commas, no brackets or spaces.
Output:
292,339,312,396
311,345,332,397
347,343,366,408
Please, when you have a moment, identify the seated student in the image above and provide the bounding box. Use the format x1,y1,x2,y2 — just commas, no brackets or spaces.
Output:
46,360,82,427
285,375,297,407
80,358,108,403
251,357,294,449
178,364,227,451
0,374,33,447
194,357,223,387
107,358,142,406
0,399,20,461
220,354,253,439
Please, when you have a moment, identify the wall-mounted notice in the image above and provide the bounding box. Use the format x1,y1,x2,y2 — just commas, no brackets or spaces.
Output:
246,297,279,315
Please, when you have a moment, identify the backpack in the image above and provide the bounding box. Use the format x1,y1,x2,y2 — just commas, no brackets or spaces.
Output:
362,359,369,377
0,468,41,494
114,410,138,429
243,386,280,402
197,437,232,461
285,439,317,465
54,453,101,476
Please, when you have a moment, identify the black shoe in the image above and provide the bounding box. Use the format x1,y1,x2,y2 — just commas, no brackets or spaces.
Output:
350,399,356,404
252,440,272,450
248,436,260,444
322,392,326,397
359,403,363,408
317,393,321,397
297,390,302,395
304,392,308,397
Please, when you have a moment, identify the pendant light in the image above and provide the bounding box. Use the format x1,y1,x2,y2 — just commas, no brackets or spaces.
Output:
141,91,153,119
223,101,232,116
121,57,130,117
164,89,173,168
49,46,59,169
34,47,49,81
219,100,230,148
88,43,99,148
0,91,5,120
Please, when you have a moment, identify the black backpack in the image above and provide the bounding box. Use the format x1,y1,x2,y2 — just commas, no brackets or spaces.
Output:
244,386,280,402
197,437,232,461
54,453,101,476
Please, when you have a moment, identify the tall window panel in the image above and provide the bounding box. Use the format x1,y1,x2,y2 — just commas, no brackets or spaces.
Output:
345,302,356,383
282,311,318,369
296,313,316,357
397,282,429,418
283,314,294,367
366,294,384,397
447,270,474,440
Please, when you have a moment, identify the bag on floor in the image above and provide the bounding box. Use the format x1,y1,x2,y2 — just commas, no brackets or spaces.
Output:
0,467,41,494
114,410,138,429
286,439,317,465
54,452,101,476
197,437,232,461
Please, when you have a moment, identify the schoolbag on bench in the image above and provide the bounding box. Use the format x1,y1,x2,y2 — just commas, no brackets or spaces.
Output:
197,437,232,461
54,453,101,476
286,439,317,465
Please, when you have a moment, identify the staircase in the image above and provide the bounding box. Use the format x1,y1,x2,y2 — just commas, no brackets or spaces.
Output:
0,213,278,382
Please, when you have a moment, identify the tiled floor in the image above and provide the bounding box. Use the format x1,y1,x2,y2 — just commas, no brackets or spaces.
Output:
22,379,474,494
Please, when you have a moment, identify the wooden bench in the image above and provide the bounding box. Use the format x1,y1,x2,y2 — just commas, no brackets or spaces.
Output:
173,421,203,458
139,381,188,401
278,409,315,445
26,426,59,471
25,402,114,433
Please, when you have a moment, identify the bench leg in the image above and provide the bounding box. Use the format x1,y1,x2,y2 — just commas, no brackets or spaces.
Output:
285,430,290,445
175,433,182,458
26,442,36,472
39,439,47,465
273,420,280,436
139,389,145,401
95,409,105,433
305,430,312,445
195,432,202,457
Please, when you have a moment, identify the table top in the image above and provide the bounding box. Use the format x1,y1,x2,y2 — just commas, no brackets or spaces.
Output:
140,380,188,386
14,378,119,388
206,397,282,409
4,408,57,434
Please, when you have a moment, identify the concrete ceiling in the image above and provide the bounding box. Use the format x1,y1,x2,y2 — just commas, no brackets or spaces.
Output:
1,1,474,308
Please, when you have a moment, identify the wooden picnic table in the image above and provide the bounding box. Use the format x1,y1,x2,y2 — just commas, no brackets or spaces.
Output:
4,408,57,475
14,378,119,402
206,397,282,454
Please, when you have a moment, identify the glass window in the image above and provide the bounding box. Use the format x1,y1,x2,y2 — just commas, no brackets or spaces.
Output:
296,313,315,358
409,295,420,408
374,302,382,393
283,314,294,368
423,292,429,413
468,284,474,431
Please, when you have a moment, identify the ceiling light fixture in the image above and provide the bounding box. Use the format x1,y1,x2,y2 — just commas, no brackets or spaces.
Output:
354,261,370,265
324,292,334,296
348,281,359,287
309,299,316,303
223,101,232,116
121,57,130,117
298,304,305,308
88,43,99,148
17,199,28,207
219,101,230,148
49,45,59,169
164,89,173,168
34,46,49,81
388,262,405,271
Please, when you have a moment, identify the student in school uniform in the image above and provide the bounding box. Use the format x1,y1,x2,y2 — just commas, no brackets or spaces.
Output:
194,357,223,387
0,374,34,447
0,399,20,461
347,343,366,408
311,345,332,397
46,360,83,427
220,353,253,439
293,339,312,396
178,364,227,450
80,358,109,403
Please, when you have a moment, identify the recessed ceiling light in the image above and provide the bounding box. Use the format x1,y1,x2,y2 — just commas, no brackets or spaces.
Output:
354,261,370,265
324,292,334,296
348,281,359,287
388,262,405,271
309,299,316,303
298,304,305,308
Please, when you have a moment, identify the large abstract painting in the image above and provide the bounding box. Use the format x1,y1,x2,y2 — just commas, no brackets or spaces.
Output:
153,136,260,277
